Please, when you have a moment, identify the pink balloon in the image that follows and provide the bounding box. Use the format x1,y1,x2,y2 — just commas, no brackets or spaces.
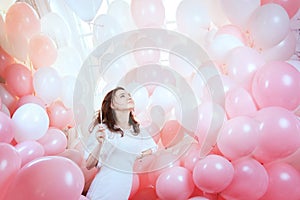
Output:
133,37,160,65
4,156,84,200
217,116,260,160
131,0,165,28
156,166,194,200
5,2,41,61
253,107,300,163
247,3,290,49
160,120,185,148
16,95,46,109
129,173,140,199
0,143,21,199
0,46,14,77
261,0,300,18
252,61,300,110
15,140,45,166
58,149,83,166
225,46,265,91
261,162,300,200
181,143,202,172
0,111,13,143
221,157,269,200
225,87,257,118
193,155,234,193
38,128,67,156
47,101,73,129
29,34,58,69
4,63,33,97
131,187,158,200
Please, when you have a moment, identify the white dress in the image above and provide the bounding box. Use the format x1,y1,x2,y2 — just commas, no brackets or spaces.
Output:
84,125,157,200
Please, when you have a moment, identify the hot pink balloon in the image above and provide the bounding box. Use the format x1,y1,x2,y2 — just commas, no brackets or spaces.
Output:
252,61,300,110
131,187,158,200
217,116,260,160
225,46,265,91
29,34,58,69
225,87,257,119
0,111,13,143
4,156,84,200
221,157,269,200
193,155,234,193
38,128,67,156
4,63,33,97
47,101,73,130
261,0,300,18
253,107,300,163
131,0,165,28
156,166,194,200
261,162,300,200
0,143,21,199
15,140,45,166
129,174,140,199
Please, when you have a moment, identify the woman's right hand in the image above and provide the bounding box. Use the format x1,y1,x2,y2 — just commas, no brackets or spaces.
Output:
95,124,106,144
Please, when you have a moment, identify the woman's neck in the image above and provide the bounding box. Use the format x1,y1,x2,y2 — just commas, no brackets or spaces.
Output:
114,110,131,129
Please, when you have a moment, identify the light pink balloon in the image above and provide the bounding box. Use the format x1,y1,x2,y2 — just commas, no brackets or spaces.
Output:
4,63,33,97
181,144,202,172
0,111,13,143
220,0,260,28
133,37,160,65
5,2,41,61
221,157,269,200
261,31,297,62
29,34,58,69
131,0,165,28
217,116,260,160
15,140,45,167
0,143,21,199
38,128,67,156
4,156,84,200
225,87,257,118
247,3,290,49
156,166,194,200
193,155,234,193
252,61,300,110
261,0,300,18
261,162,300,200
225,46,265,91
253,107,300,163
47,101,73,129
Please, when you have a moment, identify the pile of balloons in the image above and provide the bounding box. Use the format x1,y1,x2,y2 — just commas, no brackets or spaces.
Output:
0,0,300,199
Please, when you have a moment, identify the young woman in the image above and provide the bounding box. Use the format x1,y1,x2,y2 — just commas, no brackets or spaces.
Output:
84,87,157,200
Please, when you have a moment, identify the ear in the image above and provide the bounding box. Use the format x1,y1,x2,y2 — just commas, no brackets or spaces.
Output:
110,102,115,109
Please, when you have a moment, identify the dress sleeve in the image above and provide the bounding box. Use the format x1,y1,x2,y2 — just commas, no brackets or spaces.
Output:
83,128,98,160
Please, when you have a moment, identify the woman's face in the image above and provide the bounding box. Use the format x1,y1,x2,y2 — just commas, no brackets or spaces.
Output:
111,89,135,111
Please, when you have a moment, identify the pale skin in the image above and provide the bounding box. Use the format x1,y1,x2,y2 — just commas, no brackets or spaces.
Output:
86,89,153,170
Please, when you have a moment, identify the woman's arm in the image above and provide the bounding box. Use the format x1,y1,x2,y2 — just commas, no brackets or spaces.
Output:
86,141,103,170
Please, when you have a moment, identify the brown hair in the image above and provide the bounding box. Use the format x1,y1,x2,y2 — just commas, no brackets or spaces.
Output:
90,87,140,136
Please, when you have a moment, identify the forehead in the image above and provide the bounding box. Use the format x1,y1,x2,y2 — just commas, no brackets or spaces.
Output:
114,89,126,96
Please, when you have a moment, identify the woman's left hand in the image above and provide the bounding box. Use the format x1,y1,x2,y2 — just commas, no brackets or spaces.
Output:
138,149,152,159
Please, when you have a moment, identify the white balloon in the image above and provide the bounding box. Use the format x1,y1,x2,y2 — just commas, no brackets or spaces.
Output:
132,86,150,115
64,0,103,22
52,46,82,77
12,103,49,142
60,75,76,108
41,12,71,48
33,67,62,105
107,0,136,30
